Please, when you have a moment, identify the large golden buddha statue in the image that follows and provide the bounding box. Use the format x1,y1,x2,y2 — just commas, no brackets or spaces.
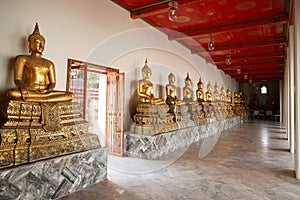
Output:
137,59,165,104
196,78,204,103
6,23,73,103
0,23,100,169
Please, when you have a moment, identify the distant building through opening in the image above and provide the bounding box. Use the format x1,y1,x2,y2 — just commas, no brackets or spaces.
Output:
261,85,267,94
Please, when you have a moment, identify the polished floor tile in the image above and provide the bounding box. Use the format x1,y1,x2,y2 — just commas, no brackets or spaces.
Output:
59,120,300,200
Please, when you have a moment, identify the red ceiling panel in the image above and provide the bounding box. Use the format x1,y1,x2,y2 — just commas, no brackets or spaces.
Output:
111,0,291,82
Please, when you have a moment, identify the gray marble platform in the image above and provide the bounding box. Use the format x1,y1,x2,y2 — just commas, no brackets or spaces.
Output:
125,116,245,159
0,147,107,200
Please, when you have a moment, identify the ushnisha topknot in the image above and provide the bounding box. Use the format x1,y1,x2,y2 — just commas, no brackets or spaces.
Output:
142,58,151,73
28,22,45,43
185,73,191,82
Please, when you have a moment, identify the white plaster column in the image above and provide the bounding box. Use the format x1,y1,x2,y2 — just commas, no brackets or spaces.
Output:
285,47,290,146
289,27,295,154
279,80,283,123
294,0,300,180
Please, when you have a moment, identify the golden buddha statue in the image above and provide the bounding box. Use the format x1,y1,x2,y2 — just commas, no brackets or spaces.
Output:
183,73,194,103
137,59,165,104
238,91,245,104
166,73,183,105
213,83,220,102
220,86,226,102
205,82,212,102
6,23,73,103
226,88,232,103
233,91,239,104
196,78,204,103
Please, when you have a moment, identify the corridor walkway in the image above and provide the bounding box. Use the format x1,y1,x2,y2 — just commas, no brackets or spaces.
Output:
60,120,300,200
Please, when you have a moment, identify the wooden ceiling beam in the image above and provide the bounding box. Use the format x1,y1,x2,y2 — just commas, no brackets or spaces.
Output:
238,77,283,83
212,55,285,66
169,15,289,40
235,76,283,82
218,61,284,69
191,38,287,54
222,66,284,73
130,0,198,19
204,52,286,63
222,70,284,75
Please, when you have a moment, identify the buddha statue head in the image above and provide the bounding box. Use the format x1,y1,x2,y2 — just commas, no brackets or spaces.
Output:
141,59,151,80
28,23,45,54
168,73,175,84
197,78,204,90
185,73,191,86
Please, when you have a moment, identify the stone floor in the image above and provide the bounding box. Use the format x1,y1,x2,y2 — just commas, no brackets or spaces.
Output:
59,120,300,200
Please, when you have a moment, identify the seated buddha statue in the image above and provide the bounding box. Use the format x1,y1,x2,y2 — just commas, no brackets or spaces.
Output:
165,73,184,105
182,73,194,103
225,88,232,103
196,78,204,103
137,59,165,104
238,91,245,104
205,82,213,102
6,23,73,103
233,91,239,104
220,86,226,102
213,83,220,102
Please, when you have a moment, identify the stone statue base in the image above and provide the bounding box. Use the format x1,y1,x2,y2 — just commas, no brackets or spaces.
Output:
130,103,178,135
191,104,207,126
0,100,101,169
203,101,216,122
170,105,195,129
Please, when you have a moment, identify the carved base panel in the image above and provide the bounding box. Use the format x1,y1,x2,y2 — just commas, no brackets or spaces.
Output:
130,122,178,135
176,120,195,129
193,118,208,126
29,134,100,163
0,100,101,169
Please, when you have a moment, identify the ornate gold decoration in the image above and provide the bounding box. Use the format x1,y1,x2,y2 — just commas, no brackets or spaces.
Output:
42,103,62,131
175,16,190,23
0,100,100,169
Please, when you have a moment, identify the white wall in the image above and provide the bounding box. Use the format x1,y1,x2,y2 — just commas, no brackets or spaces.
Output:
0,0,238,131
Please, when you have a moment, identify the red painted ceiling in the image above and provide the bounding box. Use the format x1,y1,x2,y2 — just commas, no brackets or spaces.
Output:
111,0,292,83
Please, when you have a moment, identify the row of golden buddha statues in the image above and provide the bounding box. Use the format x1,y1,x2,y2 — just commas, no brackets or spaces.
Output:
131,60,248,135
0,23,100,169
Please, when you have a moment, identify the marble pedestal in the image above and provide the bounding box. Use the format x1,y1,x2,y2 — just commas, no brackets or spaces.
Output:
125,116,243,159
0,147,107,200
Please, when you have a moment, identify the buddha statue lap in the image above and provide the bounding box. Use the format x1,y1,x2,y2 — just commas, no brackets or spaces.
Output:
131,60,177,135
0,23,100,169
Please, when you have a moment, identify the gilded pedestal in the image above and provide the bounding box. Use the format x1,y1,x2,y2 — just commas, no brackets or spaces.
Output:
130,103,178,135
0,100,101,169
